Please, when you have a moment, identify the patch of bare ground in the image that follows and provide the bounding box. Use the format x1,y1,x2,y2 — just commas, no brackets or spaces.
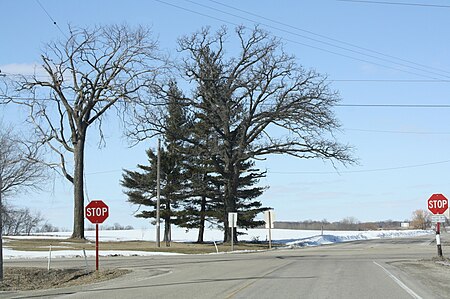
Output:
0,267,130,291
390,258,450,298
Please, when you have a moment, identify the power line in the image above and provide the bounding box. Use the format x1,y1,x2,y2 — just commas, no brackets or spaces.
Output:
269,159,450,174
331,79,450,82
338,0,450,8
179,0,450,80
336,103,450,108
3,71,450,83
154,0,239,28
35,0,68,38
87,160,450,176
345,128,450,135
3,96,450,109
208,0,450,78
86,168,137,176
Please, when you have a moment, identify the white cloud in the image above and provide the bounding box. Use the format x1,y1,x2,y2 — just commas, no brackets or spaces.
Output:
0,63,46,77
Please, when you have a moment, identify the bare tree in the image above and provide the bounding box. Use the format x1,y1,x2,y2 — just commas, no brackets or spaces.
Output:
131,26,355,242
1,206,44,236
411,209,431,230
0,125,46,198
0,123,47,281
1,25,161,239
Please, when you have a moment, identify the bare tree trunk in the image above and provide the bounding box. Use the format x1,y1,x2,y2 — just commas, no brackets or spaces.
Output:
224,151,239,243
223,163,238,243
71,135,86,239
0,173,4,282
164,218,171,247
197,195,207,243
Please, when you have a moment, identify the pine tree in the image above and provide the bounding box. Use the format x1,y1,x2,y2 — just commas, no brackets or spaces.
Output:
121,147,186,246
122,83,190,246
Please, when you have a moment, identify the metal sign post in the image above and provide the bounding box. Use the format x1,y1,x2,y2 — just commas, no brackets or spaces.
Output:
228,212,237,251
436,222,443,258
265,210,275,249
85,200,109,271
428,194,448,258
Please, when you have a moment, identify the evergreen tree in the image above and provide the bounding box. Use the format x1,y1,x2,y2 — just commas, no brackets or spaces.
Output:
121,147,186,245
122,83,190,246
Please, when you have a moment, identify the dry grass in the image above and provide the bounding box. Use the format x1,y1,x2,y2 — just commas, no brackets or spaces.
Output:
0,267,129,291
4,237,274,254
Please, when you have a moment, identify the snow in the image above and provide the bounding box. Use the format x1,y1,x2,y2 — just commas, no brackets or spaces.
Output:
3,228,433,259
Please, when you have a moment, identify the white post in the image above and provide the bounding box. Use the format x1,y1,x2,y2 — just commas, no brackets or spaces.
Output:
83,248,88,273
0,173,3,282
265,210,275,250
47,245,52,271
231,213,234,252
156,139,161,248
268,211,272,250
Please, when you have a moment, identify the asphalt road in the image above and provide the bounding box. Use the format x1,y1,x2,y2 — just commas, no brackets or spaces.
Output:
3,233,449,299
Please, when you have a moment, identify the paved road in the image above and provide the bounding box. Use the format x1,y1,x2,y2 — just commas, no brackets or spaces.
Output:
3,234,447,299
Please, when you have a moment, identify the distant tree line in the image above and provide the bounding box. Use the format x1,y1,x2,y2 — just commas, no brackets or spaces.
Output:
85,223,134,231
0,206,60,235
272,218,408,231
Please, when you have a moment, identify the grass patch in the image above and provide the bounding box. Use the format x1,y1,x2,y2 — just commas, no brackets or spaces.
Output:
3,237,279,254
0,267,129,291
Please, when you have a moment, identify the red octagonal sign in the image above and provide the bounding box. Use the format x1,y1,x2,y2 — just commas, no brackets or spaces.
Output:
428,194,448,215
85,200,109,224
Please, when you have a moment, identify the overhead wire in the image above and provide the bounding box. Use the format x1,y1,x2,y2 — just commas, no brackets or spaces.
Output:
35,0,68,39
345,128,450,135
83,159,450,176
2,70,450,83
207,0,450,78
337,0,450,8
8,0,450,82
330,79,450,82
269,159,450,174
174,0,450,80
7,2,450,186
336,103,450,108
3,95,450,109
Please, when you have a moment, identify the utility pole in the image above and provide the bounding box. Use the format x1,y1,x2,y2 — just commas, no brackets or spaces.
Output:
156,139,161,248
0,172,3,282
1,71,6,282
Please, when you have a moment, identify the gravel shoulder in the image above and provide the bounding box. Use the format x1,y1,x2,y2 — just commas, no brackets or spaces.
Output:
390,258,450,299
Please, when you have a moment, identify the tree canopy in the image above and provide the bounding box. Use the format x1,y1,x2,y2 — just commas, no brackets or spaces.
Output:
129,26,354,242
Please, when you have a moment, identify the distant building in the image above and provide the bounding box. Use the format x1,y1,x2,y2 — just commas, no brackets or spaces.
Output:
401,222,410,228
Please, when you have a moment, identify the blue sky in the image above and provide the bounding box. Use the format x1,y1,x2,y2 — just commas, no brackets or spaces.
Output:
1,0,450,230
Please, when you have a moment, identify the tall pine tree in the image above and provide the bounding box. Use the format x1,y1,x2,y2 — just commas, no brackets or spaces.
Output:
122,83,190,246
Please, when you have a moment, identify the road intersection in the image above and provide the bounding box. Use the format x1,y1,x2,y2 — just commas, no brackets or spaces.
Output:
3,234,449,299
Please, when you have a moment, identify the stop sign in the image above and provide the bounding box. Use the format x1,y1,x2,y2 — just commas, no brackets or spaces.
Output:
428,194,448,215
85,200,109,224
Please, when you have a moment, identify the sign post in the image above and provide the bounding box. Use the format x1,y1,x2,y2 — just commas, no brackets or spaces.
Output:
228,212,237,251
264,210,275,249
427,194,448,258
85,200,109,271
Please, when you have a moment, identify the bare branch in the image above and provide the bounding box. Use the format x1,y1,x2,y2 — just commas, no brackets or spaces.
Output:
1,24,162,239
0,123,48,198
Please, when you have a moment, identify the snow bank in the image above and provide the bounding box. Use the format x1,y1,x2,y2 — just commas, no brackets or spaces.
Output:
2,248,182,259
3,228,433,259
284,230,433,247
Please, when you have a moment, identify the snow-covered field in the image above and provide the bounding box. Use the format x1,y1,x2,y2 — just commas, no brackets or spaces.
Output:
3,227,433,259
